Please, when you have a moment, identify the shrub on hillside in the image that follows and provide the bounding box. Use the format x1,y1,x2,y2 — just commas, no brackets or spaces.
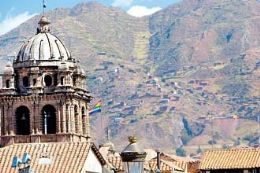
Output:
176,147,186,157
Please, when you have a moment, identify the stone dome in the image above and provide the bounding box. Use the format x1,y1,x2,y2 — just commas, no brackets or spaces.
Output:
16,16,71,62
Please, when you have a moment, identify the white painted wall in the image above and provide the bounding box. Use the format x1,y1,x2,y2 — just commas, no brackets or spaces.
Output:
82,149,103,173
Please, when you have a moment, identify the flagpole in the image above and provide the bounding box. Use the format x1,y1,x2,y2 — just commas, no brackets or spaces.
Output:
257,115,260,147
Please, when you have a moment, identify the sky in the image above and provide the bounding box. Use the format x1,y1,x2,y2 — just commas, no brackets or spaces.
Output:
0,0,182,36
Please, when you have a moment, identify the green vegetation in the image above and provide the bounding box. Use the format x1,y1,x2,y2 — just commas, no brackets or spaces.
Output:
208,139,217,145
181,117,205,145
222,83,250,98
175,147,186,157
243,133,259,145
222,144,230,149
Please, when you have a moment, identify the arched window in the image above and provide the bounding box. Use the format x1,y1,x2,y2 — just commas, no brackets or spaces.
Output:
82,107,86,115
41,105,56,134
23,76,29,87
6,80,10,88
44,75,52,87
16,106,30,135
73,77,77,87
60,76,64,85
33,78,37,86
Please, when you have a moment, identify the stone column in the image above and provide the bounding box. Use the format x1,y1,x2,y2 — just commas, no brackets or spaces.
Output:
31,102,36,135
32,102,36,134
70,104,75,133
1,106,5,136
10,76,15,88
78,106,83,135
85,105,90,137
4,105,9,135
57,106,61,133
35,104,41,134
0,106,2,136
61,104,66,133
9,102,15,135
66,104,71,133
82,114,86,135
86,115,90,137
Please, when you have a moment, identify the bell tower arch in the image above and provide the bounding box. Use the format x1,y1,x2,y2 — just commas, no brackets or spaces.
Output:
16,106,31,135
42,105,56,134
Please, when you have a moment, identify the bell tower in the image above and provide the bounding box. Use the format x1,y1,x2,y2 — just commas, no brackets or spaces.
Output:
0,15,92,147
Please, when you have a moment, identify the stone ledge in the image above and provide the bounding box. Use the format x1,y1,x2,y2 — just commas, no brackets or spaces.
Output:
0,133,91,147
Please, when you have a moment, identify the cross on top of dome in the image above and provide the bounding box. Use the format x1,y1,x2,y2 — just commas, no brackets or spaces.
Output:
36,0,49,33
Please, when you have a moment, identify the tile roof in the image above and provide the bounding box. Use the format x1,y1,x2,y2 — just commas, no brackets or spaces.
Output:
0,142,105,173
108,156,124,171
106,152,199,173
200,148,260,170
107,155,153,172
148,153,200,173
149,158,183,171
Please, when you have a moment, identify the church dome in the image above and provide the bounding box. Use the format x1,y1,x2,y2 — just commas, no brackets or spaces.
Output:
16,16,71,62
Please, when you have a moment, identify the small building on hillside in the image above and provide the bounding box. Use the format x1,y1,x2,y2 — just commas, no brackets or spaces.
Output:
199,148,260,173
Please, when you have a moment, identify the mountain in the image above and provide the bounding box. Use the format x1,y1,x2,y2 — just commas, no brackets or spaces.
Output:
0,0,259,153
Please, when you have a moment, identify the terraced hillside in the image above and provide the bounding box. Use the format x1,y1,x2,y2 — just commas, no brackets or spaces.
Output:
0,0,259,154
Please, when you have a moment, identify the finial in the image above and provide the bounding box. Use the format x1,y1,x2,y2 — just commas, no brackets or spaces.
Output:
128,136,137,144
37,16,50,33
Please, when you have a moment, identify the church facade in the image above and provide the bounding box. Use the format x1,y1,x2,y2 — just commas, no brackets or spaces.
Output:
0,16,91,147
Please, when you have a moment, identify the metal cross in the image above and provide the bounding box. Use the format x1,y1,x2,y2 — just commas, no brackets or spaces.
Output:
42,0,46,15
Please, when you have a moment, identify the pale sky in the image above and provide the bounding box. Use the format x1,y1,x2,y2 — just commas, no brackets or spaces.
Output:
0,0,182,36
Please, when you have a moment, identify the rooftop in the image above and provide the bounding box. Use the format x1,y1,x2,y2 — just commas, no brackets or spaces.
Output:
200,148,260,170
0,142,105,173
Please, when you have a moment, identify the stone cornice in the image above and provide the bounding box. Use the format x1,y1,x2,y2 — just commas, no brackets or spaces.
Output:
0,92,91,104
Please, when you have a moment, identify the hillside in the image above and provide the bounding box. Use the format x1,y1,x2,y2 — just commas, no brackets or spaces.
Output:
0,0,259,154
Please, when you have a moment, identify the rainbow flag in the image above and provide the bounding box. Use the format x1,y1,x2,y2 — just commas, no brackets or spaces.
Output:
94,101,102,109
89,101,102,115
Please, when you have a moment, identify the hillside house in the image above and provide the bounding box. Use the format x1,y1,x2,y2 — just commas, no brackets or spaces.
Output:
199,148,260,173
